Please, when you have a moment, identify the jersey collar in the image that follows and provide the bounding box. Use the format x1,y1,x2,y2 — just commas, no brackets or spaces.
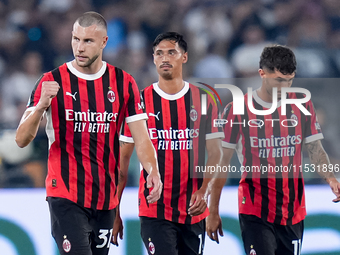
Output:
252,90,282,109
153,81,189,100
66,61,107,80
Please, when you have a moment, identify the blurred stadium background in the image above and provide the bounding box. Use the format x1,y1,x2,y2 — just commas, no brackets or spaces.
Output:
1,0,340,254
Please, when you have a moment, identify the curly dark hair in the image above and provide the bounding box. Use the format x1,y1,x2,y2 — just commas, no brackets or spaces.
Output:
259,45,296,75
153,32,187,53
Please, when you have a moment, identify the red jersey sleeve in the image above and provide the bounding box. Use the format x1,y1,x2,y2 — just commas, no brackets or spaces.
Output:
124,74,147,123
27,73,53,108
119,119,134,143
205,92,224,140
222,102,241,149
304,99,324,143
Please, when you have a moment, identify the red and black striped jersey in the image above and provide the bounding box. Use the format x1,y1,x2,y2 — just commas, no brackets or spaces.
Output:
27,61,147,210
222,91,323,225
120,82,224,224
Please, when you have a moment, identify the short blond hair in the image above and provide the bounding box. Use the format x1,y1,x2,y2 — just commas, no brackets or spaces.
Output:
75,11,107,31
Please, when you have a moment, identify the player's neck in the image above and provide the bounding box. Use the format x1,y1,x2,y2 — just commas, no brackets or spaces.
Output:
158,77,185,95
71,58,103,75
257,87,279,103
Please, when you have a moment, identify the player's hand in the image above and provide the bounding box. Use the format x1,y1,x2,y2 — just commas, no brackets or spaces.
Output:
146,170,162,204
111,208,123,246
329,179,340,203
206,212,224,243
188,189,207,216
37,81,60,110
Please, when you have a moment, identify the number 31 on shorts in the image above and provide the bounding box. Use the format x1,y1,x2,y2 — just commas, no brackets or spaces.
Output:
97,229,113,248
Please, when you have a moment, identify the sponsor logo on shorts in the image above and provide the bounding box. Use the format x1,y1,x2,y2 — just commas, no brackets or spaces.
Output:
63,235,71,253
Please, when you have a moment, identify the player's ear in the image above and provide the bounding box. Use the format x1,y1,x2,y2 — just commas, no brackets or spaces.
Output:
101,36,108,49
182,52,188,64
259,69,265,78
153,53,156,65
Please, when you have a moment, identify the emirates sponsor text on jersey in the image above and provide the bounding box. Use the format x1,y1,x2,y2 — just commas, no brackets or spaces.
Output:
65,109,118,133
250,134,302,158
148,127,199,150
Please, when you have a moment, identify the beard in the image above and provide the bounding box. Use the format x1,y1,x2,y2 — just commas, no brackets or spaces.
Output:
76,54,100,68
159,70,173,80
161,73,172,80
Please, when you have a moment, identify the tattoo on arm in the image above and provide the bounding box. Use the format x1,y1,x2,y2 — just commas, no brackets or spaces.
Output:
305,140,333,179
120,141,127,147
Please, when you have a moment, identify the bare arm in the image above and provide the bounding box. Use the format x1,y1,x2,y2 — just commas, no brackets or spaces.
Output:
305,140,340,202
127,120,162,203
15,108,45,148
117,141,135,203
206,147,234,243
16,81,60,148
188,138,222,216
112,141,135,246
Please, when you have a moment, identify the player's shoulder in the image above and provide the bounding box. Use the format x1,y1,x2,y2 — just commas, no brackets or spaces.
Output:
288,92,307,99
222,102,234,117
142,83,154,94
49,64,64,76
188,82,217,97
189,82,206,93
40,64,64,82
106,63,136,80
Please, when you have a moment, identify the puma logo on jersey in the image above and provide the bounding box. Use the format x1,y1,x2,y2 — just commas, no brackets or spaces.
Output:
149,111,160,121
66,92,77,101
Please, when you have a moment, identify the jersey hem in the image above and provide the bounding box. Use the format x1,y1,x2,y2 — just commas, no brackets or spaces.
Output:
119,135,134,143
222,141,237,149
125,113,148,123
304,133,324,144
206,132,225,140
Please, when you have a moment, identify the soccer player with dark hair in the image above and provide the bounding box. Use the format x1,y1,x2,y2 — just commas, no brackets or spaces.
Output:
113,32,224,255
15,11,162,255
206,45,340,255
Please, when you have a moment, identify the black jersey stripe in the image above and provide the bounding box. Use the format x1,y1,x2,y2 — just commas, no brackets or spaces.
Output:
273,109,283,225
127,81,137,116
242,102,255,204
185,89,194,224
102,68,113,210
115,67,125,129
153,90,165,218
252,100,269,221
52,68,69,191
87,80,99,209
114,68,125,199
68,72,85,206
287,103,296,225
170,100,181,223
141,90,151,205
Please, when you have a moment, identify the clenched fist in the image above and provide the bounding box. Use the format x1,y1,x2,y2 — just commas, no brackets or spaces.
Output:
38,81,60,110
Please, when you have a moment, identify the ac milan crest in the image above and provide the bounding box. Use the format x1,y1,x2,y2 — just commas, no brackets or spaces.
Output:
290,113,298,126
190,108,198,121
148,240,155,254
63,236,71,253
250,245,256,255
107,90,116,103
